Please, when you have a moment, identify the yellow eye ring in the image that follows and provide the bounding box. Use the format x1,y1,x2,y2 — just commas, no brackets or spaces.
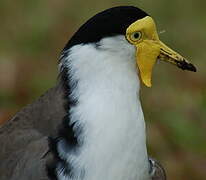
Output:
130,31,142,42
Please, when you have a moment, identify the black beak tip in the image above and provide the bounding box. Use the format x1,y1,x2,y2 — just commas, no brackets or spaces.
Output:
176,60,197,72
188,63,197,72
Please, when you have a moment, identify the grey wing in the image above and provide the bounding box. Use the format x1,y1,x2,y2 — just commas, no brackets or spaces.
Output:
0,81,66,180
0,129,52,180
9,137,51,180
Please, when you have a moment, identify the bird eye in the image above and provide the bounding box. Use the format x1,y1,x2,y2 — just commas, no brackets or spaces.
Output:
130,31,142,42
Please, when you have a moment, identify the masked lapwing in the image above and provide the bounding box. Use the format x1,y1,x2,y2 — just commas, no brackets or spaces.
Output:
0,6,196,180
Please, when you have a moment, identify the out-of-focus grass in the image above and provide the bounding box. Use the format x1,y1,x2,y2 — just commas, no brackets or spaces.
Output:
0,0,205,179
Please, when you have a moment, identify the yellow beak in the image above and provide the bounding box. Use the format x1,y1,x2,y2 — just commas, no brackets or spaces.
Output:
126,16,196,87
158,41,196,72
136,40,196,87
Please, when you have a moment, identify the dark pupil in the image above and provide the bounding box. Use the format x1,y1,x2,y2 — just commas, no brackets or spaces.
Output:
134,32,140,39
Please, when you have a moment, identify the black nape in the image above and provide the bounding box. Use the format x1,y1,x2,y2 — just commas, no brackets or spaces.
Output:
63,6,148,51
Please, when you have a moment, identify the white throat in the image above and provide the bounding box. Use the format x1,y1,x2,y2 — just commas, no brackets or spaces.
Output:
59,36,150,180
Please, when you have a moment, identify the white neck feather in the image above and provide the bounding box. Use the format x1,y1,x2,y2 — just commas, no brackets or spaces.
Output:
59,36,150,180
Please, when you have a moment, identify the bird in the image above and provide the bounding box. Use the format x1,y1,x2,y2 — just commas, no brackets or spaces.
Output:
0,6,196,180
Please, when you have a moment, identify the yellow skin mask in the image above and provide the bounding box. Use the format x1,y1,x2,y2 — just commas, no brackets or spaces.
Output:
126,16,196,87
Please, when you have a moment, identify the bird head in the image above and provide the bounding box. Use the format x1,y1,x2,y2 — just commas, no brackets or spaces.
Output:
126,16,196,87
62,6,196,87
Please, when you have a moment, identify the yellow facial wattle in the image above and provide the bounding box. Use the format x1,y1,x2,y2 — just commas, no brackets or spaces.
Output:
136,40,160,87
126,16,196,87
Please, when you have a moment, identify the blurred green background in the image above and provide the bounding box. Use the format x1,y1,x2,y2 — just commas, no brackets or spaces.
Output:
0,0,205,179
